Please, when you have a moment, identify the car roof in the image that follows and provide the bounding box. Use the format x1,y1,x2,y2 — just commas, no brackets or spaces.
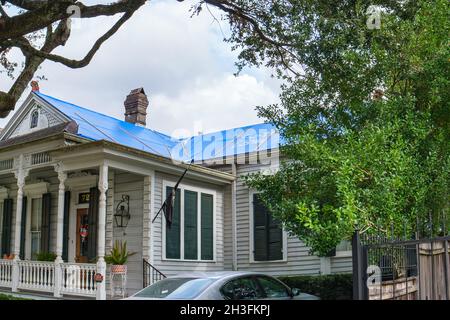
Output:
169,271,275,280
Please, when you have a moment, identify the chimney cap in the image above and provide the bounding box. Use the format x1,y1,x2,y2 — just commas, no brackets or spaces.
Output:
129,87,146,96
31,81,40,92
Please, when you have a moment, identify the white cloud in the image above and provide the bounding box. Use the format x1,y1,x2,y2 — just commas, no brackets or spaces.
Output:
0,0,281,135
150,73,279,136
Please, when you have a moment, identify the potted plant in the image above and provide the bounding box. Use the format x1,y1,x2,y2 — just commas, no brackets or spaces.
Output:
105,240,135,274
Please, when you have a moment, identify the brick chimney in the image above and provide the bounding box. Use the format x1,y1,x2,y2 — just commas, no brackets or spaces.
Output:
124,88,149,127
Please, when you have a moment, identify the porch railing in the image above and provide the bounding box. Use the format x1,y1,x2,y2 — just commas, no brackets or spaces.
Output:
143,259,166,288
0,259,97,298
61,263,97,296
17,261,55,292
0,259,13,287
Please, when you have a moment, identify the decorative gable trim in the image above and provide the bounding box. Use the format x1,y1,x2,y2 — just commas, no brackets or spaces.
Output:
0,92,72,141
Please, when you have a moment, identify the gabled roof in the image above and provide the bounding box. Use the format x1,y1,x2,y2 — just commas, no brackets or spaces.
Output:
35,92,178,158
26,92,280,162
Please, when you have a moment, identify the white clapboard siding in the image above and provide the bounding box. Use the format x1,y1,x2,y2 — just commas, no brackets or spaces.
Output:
331,256,353,274
112,172,144,296
209,159,353,277
151,171,226,277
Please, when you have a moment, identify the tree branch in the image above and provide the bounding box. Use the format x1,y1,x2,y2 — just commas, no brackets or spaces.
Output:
8,9,136,69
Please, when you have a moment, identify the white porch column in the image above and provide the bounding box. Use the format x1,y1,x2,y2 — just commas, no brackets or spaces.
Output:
12,155,29,292
54,163,67,262
96,164,108,300
53,163,67,298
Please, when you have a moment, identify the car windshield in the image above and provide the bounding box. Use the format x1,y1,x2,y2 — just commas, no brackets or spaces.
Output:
134,278,214,299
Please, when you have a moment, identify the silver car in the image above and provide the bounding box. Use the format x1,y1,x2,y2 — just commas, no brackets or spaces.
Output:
126,271,319,300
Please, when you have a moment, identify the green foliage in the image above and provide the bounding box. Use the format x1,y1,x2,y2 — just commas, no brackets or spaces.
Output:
0,294,32,300
240,0,449,256
35,252,57,262
278,274,353,300
104,240,136,265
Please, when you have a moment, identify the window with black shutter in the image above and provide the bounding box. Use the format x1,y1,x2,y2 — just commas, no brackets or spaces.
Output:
184,190,198,260
165,187,181,259
1,199,13,256
20,196,27,260
40,193,52,254
62,191,71,262
253,194,283,261
201,193,214,260
164,185,214,261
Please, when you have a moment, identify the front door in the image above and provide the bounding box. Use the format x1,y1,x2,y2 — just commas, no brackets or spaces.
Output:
76,208,89,263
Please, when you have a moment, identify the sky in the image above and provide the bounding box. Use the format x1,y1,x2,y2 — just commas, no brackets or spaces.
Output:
0,0,282,138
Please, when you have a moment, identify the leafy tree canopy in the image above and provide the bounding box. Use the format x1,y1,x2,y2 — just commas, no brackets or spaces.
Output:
237,0,449,256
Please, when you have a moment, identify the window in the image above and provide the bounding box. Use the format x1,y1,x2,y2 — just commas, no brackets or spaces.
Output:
30,110,39,129
200,194,214,260
252,194,283,261
165,188,181,259
220,277,264,300
184,190,198,260
30,198,42,260
164,185,214,261
255,276,290,299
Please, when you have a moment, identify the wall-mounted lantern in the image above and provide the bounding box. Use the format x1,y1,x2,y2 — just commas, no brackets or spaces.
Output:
114,195,130,228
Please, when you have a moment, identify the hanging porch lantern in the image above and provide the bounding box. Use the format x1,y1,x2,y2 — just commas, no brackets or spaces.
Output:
114,195,130,228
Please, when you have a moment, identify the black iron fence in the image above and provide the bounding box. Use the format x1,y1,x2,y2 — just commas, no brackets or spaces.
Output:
353,232,450,300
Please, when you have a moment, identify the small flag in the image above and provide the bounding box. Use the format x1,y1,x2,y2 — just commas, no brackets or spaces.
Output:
162,191,176,228
152,159,194,228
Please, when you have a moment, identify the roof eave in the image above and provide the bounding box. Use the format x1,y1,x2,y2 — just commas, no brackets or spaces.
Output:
50,139,235,184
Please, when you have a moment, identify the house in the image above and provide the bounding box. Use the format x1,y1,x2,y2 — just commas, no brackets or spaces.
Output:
0,84,352,299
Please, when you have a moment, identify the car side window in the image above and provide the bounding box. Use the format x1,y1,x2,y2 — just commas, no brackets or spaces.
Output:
256,276,290,298
220,277,264,300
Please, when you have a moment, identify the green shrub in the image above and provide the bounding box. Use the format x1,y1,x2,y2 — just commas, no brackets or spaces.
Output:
36,252,57,262
278,273,353,300
0,294,31,300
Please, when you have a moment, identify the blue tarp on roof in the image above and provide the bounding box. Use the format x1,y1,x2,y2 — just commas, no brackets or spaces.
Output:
35,92,280,162
174,123,281,162
35,92,178,158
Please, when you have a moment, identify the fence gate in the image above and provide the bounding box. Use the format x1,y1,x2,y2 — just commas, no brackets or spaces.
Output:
352,232,450,300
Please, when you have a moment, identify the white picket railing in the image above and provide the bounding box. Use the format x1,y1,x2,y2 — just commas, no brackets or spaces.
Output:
60,263,97,296
0,259,13,287
0,259,98,298
17,260,55,292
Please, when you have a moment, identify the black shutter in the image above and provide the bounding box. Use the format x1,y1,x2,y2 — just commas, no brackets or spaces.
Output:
253,194,268,261
1,199,13,256
40,193,52,253
62,191,70,262
20,196,27,260
165,187,181,259
253,194,283,261
184,190,198,260
201,193,214,260
268,213,283,261
87,187,99,262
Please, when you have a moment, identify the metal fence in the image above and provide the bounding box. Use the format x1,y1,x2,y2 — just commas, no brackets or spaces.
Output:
353,232,450,300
